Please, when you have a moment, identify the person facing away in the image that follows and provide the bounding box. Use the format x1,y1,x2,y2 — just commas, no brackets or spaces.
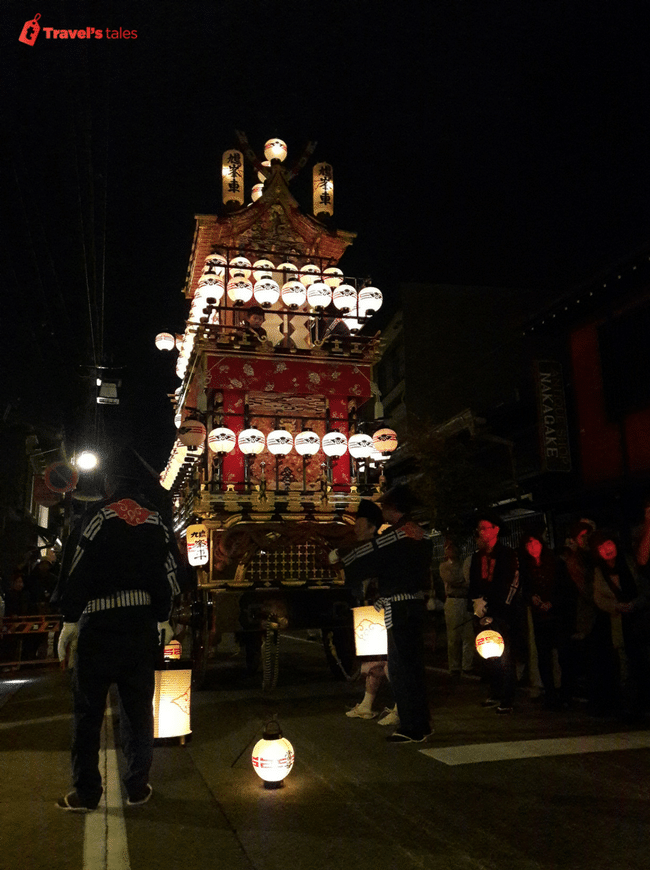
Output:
439,539,475,677
56,449,180,812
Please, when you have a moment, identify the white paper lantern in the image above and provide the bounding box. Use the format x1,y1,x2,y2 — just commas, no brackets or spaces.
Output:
222,149,244,206
264,139,287,163
251,184,264,202
476,630,505,660
208,427,237,454
358,286,383,317
196,277,225,302
229,256,252,278
348,433,374,459
155,332,175,351
277,262,298,281
238,428,265,455
322,430,347,457
332,284,357,313
352,605,387,656
253,259,275,281
323,266,344,288
203,253,226,280
254,278,280,307
300,263,321,287
252,721,294,786
227,278,253,305
267,429,293,456
312,161,334,217
186,523,209,567
153,669,192,739
257,160,271,182
372,428,398,454
281,280,307,308
295,430,320,456
179,419,206,448
307,282,332,310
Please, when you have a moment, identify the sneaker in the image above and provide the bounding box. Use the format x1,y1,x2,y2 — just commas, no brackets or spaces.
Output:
377,707,400,727
496,706,513,715
56,791,99,813
386,729,434,744
127,784,153,806
345,704,377,719
481,698,500,708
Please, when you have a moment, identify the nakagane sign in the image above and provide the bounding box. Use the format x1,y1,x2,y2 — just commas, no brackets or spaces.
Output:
534,360,572,473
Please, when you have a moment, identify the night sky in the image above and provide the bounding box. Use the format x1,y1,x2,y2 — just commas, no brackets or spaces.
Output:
2,1,649,470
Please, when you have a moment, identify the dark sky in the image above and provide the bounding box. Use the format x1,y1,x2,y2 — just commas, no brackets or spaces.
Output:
2,0,649,469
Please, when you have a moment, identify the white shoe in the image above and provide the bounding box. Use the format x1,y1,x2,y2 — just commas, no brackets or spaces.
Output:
346,704,377,719
377,707,400,727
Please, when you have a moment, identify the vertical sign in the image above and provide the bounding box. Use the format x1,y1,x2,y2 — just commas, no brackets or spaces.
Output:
534,360,572,472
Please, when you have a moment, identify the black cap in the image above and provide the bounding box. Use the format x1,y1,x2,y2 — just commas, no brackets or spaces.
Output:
356,499,383,529
379,484,417,515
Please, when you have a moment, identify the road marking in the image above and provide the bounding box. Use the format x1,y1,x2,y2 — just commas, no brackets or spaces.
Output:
84,706,130,870
0,713,72,729
420,730,650,766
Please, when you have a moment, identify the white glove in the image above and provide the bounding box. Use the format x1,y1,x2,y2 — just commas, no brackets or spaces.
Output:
57,622,79,664
158,621,174,646
328,549,340,565
472,597,487,618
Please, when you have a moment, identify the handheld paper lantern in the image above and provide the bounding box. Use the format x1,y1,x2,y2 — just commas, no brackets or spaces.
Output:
475,630,505,659
264,139,288,162
332,284,357,313
179,419,206,448
155,332,175,351
323,266,343,288
348,433,374,459
372,428,398,454
252,721,294,787
358,286,383,317
208,427,237,454
254,278,280,307
186,523,209,567
227,279,253,305
267,429,293,456
163,640,182,661
306,281,332,310
222,149,244,206
352,605,387,656
281,280,306,309
238,428,265,455
322,430,347,458
295,430,320,456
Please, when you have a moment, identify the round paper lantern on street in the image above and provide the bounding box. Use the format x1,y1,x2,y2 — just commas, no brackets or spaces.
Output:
252,259,275,281
264,139,288,163
332,284,357,313
228,256,252,279
306,282,332,310
372,428,398,454
238,428,265,456
281,280,306,309
227,278,253,305
322,430,347,458
358,286,383,317
295,430,320,457
323,266,344,288
348,433,374,459
267,429,293,456
252,721,294,788
254,278,280,307
207,427,237,454
179,419,206,448
475,630,505,660
155,332,175,351
299,263,321,287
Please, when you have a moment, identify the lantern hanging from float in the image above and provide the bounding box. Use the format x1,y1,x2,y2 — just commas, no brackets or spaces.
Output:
251,721,294,788
312,161,334,217
348,433,374,459
208,427,237,454
186,523,209,567
257,160,271,182
323,267,343,288
332,284,357,313
358,286,383,317
267,429,293,456
281,280,307,309
227,279,253,305
294,430,320,457
372,428,398,454
222,149,244,207
277,262,298,280
264,139,288,163
251,184,264,203
352,605,387,656
155,332,175,351
252,259,275,281
299,264,320,287
306,282,332,310
229,256,252,279
475,630,505,660
238,428,266,456
196,277,225,303
203,253,226,280
254,278,280,307
322,430,347,458
178,419,206,449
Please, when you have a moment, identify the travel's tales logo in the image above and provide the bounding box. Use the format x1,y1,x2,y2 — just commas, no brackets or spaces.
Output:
19,13,137,45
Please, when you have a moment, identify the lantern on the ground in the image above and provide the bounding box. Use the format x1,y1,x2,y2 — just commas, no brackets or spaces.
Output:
267,429,293,456
264,139,287,163
208,427,237,454
252,721,294,788
186,523,209,566
307,282,332,310
348,433,374,459
358,286,383,317
372,428,398,454
324,267,343,288
222,149,244,207
281,280,306,309
155,332,175,351
475,630,505,659
227,279,253,305
153,668,192,740
332,284,357,313
254,278,280,307
295,430,320,456
322,431,347,458
353,605,387,656
238,428,265,455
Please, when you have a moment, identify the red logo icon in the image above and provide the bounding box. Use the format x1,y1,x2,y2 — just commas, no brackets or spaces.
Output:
19,13,41,46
